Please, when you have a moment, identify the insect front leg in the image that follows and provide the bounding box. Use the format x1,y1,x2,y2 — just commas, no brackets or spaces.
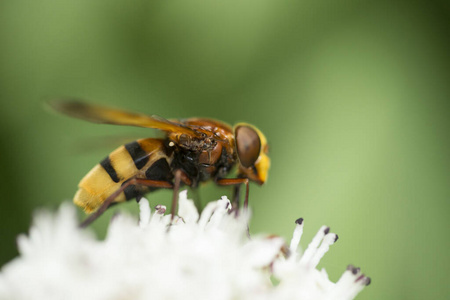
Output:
232,184,241,215
216,178,251,238
80,178,173,228
216,178,250,210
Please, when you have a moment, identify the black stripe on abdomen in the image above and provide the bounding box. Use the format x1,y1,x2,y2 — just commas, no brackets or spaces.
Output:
100,156,120,183
125,141,149,170
145,158,172,181
123,184,140,200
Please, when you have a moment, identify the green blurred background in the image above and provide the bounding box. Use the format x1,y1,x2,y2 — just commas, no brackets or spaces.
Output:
1,1,449,299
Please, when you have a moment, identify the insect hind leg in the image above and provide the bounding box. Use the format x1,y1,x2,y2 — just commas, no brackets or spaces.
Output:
79,178,173,228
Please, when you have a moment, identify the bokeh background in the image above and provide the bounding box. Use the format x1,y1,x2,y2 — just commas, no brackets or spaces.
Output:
1,1,449,299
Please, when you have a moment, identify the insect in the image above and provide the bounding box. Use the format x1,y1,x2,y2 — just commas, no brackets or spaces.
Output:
49,100,270,227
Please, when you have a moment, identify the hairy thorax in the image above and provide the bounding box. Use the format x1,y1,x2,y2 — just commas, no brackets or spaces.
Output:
167,119,237,186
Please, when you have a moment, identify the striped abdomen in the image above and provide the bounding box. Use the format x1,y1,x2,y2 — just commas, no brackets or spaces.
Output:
74,138,173,213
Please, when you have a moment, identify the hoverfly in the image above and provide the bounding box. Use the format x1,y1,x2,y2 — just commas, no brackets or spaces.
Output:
50,100,270,227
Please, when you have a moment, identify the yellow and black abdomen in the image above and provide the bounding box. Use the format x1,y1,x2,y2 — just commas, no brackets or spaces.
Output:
74,138,173,213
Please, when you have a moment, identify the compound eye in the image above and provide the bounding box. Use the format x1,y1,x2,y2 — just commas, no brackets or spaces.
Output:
235,125,261,168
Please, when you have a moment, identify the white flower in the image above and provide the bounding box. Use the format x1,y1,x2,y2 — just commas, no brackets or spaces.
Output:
0,191,370,300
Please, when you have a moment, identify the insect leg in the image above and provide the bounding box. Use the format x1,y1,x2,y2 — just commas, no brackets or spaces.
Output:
232,184,241,215
216,178,249,209
216,178,251,238
190,188,202,212
170,169,192,220
80,178,173,228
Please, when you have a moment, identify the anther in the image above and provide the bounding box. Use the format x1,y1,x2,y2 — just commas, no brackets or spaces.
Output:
295,218,304,225
346,265,359,274
155,204,166,214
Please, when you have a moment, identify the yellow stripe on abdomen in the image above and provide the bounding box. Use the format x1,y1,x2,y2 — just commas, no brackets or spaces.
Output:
74,145,139,213
74,164,125,213
73,138,171,213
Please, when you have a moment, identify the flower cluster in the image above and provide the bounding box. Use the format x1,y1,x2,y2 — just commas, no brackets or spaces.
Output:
0,191,370,300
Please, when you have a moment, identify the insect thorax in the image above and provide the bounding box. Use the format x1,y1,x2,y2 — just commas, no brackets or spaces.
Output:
169,139,235,187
